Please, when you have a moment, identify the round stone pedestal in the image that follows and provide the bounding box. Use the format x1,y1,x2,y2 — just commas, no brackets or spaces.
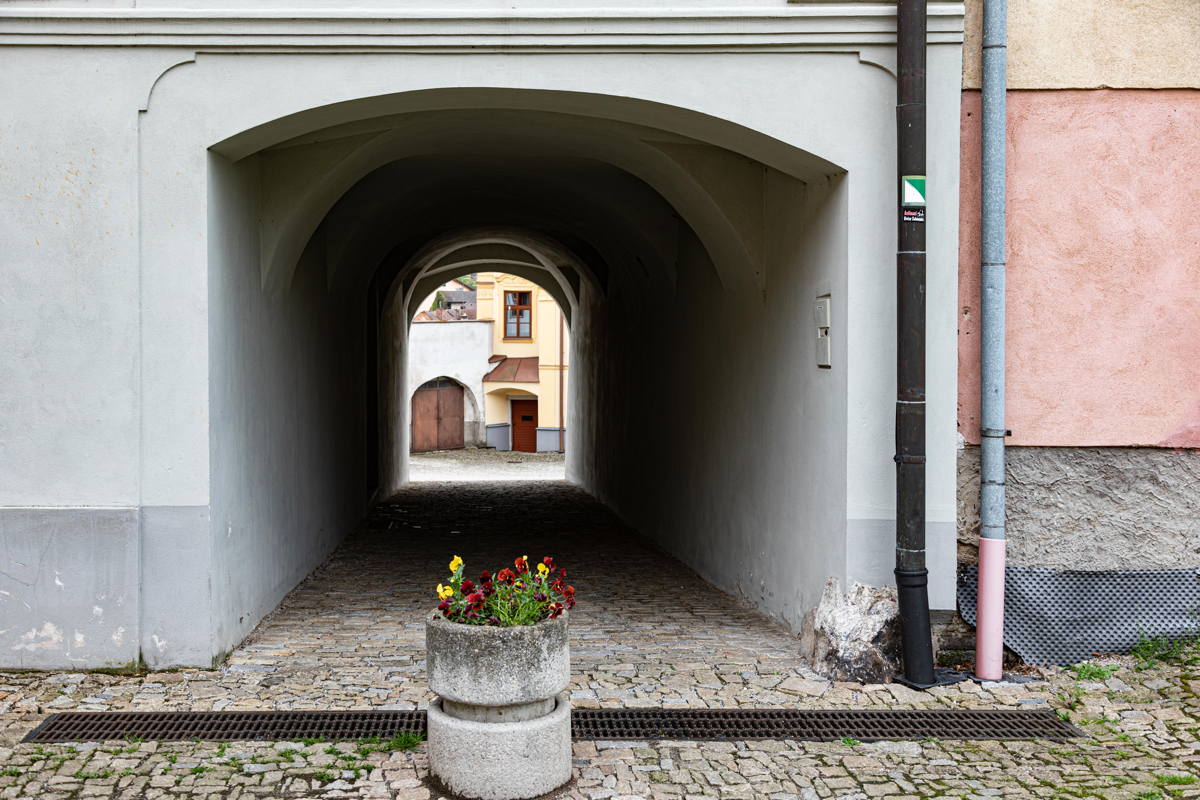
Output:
427,691,571,799
426,612,571,799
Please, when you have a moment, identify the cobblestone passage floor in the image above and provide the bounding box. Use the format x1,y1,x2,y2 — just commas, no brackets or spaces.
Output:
409,448,566,482
1,482,1198,798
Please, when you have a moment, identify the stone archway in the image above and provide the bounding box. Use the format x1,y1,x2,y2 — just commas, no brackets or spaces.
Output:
154,72,953,666
380,227,590,489
197,88,873,665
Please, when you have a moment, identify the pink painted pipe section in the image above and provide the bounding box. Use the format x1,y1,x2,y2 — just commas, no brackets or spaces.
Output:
975,537,1006,681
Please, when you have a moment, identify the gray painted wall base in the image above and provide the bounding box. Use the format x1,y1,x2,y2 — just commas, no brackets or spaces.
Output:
0,506,216,670
847,518,957,611
536,427,566,453
486,423,511,452
140,506,213,668
0,508,140,670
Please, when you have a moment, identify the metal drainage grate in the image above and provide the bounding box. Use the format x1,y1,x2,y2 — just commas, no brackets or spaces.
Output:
570,708,1082,742
23,708,1082,744
22,710,424,744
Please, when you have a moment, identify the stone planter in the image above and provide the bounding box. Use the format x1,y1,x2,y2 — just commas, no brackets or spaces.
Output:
426,611,571,799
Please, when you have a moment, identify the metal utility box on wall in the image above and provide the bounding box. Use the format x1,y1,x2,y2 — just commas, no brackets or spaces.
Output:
814,295,832,368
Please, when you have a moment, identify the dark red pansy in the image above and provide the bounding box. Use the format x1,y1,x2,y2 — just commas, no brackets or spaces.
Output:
461,579,475,594
480,570,492,582
515,556,529,574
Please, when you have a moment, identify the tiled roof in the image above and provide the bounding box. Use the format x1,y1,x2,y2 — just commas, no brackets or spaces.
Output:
483,356,539,383
413,308,474,322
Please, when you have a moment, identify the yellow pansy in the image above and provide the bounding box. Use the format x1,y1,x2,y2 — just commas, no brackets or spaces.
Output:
437,583,454,600
448,555,463,574
537,563,550,577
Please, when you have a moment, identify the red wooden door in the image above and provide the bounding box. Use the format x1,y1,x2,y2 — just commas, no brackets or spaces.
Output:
511,399,538,453
411,380,465,452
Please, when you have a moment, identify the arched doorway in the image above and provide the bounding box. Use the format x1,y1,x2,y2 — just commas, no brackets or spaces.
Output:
140,77,957,666
410,377,465,452
196,89,874,662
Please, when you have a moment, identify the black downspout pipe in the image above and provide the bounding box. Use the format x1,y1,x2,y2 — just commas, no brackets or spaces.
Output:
894,0,936,689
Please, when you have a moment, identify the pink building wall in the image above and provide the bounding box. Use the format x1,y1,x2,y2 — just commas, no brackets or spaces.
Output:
958,89,1200,447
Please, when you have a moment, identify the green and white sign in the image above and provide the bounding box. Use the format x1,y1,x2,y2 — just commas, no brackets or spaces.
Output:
901,175,926,207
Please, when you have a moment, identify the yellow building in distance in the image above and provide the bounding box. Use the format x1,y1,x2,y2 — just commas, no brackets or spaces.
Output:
476,272,568,453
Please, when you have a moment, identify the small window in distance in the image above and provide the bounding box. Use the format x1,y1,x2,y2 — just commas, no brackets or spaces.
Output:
504,291,532,338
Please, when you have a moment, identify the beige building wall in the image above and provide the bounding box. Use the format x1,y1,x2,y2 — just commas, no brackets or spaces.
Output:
477,272,569,447
961,0,1200,89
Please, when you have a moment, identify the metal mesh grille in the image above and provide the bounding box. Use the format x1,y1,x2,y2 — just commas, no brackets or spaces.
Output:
571,708,1080,742
23,708,1081,744
22,711,424,744
959,565,1200,666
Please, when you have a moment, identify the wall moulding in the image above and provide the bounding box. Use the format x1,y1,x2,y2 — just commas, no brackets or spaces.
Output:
0,4,964,51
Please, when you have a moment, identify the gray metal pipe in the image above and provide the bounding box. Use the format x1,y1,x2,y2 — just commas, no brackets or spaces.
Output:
975,0,1008,680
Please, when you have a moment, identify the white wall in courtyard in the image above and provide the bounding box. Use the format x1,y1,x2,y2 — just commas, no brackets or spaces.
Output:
406,321,492,448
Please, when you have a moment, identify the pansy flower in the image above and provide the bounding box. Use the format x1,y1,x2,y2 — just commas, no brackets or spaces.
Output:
433,554,573,625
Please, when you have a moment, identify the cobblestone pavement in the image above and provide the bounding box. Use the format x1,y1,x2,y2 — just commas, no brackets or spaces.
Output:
409,449,566,482
1,483,1197,798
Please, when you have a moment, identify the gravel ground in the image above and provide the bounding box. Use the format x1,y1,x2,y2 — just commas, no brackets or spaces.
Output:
0,482,1197,798
409,448,566,481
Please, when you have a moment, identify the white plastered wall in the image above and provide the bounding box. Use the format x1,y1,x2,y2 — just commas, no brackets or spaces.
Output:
206,154,368,660
406,321,492,447
0,4,963,666
569,168,850,628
